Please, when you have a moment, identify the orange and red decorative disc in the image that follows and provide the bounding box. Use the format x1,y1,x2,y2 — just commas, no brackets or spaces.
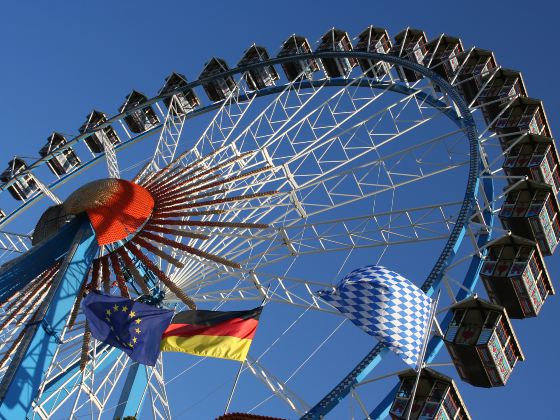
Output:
63,179,155,245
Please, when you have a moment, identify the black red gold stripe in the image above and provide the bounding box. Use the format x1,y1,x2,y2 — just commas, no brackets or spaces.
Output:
160,307,262,361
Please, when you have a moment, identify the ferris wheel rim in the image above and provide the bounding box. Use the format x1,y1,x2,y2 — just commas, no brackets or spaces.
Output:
0,46,495,420
0,50,479,191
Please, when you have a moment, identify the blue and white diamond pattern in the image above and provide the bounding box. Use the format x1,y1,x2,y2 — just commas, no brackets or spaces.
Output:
318,265,432,368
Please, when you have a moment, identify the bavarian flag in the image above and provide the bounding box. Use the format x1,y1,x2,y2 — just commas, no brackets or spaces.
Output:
160,307,262,362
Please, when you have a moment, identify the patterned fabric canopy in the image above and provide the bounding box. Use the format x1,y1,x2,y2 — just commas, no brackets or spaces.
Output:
318,265,433,368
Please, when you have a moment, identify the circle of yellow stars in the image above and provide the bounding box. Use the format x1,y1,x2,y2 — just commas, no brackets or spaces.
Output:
104,304,142,349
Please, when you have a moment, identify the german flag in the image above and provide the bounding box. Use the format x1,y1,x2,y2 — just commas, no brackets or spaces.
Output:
160,307,262,361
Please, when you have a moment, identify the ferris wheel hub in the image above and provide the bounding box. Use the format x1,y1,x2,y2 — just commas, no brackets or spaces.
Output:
62,178,154,245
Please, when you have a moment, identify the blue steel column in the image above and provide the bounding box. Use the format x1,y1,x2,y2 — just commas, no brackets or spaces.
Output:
0,216,86,303
114,361,148,419
0,217,98,418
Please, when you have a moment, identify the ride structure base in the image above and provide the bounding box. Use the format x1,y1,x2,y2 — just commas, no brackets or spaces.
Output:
0,217,98,418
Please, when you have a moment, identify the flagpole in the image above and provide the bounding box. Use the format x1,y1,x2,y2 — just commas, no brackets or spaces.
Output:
224,360,245,414
404,290,440,420
224,292,268,414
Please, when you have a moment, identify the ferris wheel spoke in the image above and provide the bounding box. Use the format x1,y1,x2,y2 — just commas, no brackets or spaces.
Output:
37,318,90,390
180,265,336,313
155,78,332,211
166,142,468,284
195,291,337,315
145,357,172,420
215,122,467,201
169,197,464,294
170,200,462,313
234,207,453,266
182,70,442,193
142,80,264,197
193,282,335,314
157,72,467,290
187,70,334,162
252,83,405,162
234,87,447,190
245,315,347,415
270,204,457,256
177,109,465,234
33,177,62,205
284,160,467,219
245,357,310,416
141,95,188,179
190,164,463,262
182,82,259,166
279,88,436,169
76,351,130,417
99,130,120,179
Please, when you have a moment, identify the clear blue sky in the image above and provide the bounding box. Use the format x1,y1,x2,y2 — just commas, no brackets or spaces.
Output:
0,1,559,419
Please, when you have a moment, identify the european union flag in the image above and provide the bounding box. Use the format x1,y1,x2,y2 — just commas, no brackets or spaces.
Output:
82,292,174,366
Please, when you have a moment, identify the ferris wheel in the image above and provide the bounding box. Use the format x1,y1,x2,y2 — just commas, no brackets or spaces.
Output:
0,24,557,419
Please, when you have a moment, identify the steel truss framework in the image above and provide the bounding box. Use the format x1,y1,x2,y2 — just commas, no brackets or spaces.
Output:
0,40,545,419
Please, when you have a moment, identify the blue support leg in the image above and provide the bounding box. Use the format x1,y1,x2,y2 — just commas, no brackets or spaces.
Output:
114,361,148,419
0,217,85,303
0,217,98,418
